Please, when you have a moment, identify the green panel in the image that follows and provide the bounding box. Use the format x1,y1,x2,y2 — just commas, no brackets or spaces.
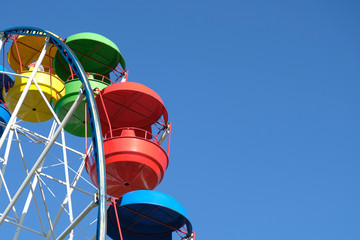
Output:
53,32,126,81
54,78,109,137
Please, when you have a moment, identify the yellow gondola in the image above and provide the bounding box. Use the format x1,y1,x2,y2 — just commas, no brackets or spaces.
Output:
7,35,58,73
5,34,64,122
5,68,65,122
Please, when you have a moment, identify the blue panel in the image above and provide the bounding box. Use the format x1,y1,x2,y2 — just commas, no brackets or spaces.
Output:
108,230,172,240
0,104,10,136
0,65,14,102
120,190,188,218
107,190,192,240
107,206,173,240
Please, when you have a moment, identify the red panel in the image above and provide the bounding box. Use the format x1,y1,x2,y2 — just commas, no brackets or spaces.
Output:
89,136,169,197
96,82,168,137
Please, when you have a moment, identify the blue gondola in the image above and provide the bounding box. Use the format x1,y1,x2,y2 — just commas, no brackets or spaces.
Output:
107,190,193,240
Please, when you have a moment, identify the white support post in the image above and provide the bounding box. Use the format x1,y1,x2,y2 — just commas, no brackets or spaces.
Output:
0,130,14,192
60,129,74,240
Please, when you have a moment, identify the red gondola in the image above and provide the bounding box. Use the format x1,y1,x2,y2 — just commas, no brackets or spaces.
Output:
86,81,170,197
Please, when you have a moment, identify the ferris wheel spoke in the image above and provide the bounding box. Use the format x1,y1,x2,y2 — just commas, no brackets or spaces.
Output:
35,173,55,240
1,215,45,237
0,170,19,221
15,130,30,174
60,130,74,226
73,218,97,240
14,174,47,240
0,130,14,193
56,197,97,240
37,175,71,219
38,172,94,197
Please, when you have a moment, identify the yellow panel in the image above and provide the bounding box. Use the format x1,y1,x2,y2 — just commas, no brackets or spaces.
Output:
7,35,58,73
5,71,65,122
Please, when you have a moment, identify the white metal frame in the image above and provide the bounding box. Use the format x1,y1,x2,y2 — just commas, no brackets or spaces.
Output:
0,31,102,239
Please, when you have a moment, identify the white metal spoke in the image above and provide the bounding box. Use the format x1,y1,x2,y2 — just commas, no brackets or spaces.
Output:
1,215,45,237
37,175,71,217
0,130,14,192
73,219,97,240
56,198,97,240
0,71,32,79
13,130,47,239
38,172,94,197
41,149,96,191
52,159,96,190
60,130,74,233
44,147,96,190
0,170,19,221
36,173,55,240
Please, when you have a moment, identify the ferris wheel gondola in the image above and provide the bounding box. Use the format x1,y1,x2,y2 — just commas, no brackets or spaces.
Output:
107,190,193,240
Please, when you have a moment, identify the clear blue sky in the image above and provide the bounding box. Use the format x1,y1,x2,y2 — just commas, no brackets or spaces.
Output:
1,0,360,239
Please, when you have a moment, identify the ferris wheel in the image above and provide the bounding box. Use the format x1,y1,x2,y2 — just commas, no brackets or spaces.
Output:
0,27,109,239
0,27,194,240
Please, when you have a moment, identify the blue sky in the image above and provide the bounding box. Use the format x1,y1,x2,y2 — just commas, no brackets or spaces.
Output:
1,0,360,239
